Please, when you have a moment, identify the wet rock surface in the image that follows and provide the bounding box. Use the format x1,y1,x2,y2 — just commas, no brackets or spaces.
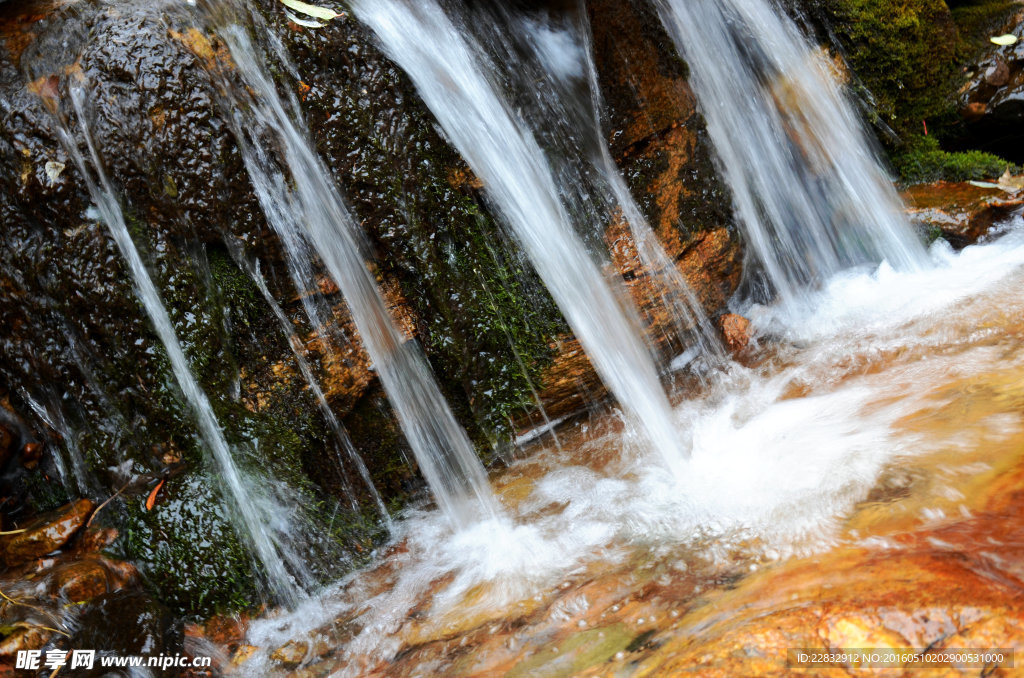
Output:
958,8,1024,162
526,0,741,421
903,181,1024,247
213,274,1024,677
0,498,91,567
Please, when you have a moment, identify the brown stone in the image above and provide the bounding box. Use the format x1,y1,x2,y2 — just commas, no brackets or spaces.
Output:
0,498,92,567
525,0,741,422
962,101,988,122
270,639,308,669
0,426,11,471
75,526,118,553
718,314,751,352
49,555,137,603
903,181,1024,248
0,626,52,663
20,441,41,469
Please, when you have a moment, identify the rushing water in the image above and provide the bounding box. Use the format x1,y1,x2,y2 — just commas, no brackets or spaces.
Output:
655,0,929,307
463,4,723,365
354,0,691,476
55,86,309,605
238,216,1024,676
202,10,499,529
246,260,392,527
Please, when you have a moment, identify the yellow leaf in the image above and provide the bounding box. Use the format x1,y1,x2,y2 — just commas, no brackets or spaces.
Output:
990,34,1018,46
279,0,338,22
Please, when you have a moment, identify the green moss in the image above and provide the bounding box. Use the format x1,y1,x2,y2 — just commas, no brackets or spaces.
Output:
114,475,258,618
950,0,1021,53
22,472,71,514
813,0,961,138
893,134,1015,183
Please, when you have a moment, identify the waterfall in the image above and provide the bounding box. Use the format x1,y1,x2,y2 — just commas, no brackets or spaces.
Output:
504,5,725,365
655,0,928,306
202,14,500,530
246,260,392,529
56,86,309,605
353,0,691,475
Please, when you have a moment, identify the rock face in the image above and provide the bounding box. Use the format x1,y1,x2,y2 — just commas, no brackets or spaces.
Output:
957,9,1024,162
528,0,742,421
0,0,743,614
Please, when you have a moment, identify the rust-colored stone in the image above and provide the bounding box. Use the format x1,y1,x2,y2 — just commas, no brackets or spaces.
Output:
0,626,52,663
75,526,118,553
0,498,92,567
20,441,41,469
270,639,308,669
718,314,751,352
48,554,137,603
242,276,418,417
903,181,1024,248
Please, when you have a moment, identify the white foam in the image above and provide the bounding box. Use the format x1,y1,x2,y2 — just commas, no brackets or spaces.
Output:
244,223,1024,672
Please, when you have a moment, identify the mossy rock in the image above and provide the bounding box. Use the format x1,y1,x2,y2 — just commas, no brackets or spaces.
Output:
114,474,260,618
803,0,961,139
892,134,1016,184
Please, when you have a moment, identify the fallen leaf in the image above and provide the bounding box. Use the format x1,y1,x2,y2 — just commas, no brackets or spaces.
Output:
280,0,338,22
990,34,1018,46
284,10,325,28
145,479,165,511
44,161,65,185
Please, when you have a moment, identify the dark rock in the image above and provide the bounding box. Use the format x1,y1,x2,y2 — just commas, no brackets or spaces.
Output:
0,425,10,469
68,590,182,676
19,441,41,469
0,498,92,567
956,11,1024,161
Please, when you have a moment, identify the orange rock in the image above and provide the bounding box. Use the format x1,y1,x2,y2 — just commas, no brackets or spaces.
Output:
0,626,52,663
902,181,1023,248
718,313,751,352
1,498,92,567
49,555,138,603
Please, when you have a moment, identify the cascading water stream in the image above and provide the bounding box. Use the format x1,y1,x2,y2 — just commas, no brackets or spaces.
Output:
507,5,724,365
200,10,499,529
353,0,691,475
57,85,308,605
655,0,929,307
247,261,392,528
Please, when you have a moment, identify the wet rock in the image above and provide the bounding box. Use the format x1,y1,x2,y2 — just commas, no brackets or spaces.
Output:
0,498,91,567
0,425,10,469
957,10,1024,161
50,555,138,603
525,0,741,421
718,314,751,353
19,441,41,469
903,181,1024,247
270,639,308,669
74,526,118,554
70,591,181,672
0,626,52,662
